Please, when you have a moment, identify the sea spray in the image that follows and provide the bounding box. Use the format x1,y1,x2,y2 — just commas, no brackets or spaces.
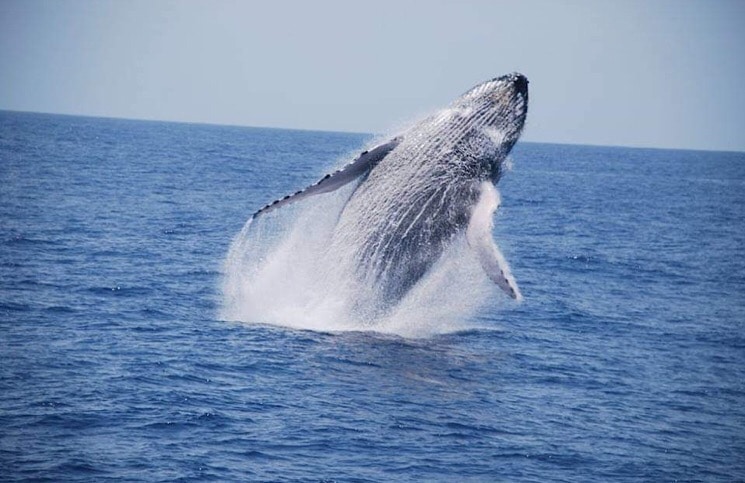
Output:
220,184,500,337
220,186,358,332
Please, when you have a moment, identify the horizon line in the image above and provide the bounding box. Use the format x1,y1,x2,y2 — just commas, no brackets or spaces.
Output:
2,108,742,155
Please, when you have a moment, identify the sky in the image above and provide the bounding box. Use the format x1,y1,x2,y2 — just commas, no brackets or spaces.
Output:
1,0,743,151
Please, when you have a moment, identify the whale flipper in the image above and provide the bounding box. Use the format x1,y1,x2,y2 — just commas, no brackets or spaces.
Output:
466,181,522,301
253,137,402,219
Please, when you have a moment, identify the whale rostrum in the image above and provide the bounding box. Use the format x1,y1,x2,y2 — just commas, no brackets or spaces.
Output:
252,73,528,303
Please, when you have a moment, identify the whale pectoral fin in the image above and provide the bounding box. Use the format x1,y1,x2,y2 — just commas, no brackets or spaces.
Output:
252,137,402,219
466,181,522,301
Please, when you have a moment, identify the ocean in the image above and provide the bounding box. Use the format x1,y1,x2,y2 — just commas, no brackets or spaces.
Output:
1,110,743,482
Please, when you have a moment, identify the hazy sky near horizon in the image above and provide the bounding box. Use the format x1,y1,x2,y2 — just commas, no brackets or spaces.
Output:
1,0,743,151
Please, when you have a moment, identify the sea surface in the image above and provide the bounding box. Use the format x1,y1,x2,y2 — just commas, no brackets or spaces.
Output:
1,110,744,482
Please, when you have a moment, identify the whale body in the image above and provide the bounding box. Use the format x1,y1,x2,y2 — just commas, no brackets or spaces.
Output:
252,73,529,310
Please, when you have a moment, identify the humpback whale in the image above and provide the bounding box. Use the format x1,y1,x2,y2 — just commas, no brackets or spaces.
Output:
251,73,528,310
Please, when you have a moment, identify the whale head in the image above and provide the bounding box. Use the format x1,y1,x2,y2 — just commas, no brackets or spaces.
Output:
453,72,529,152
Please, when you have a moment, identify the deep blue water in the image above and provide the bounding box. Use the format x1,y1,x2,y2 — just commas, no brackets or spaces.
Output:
1,110,744,481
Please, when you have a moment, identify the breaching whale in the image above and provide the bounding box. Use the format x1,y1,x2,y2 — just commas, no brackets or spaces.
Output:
251,73,528,309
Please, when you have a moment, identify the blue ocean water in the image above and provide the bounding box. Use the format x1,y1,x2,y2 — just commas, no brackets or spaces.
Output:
1,110,744,482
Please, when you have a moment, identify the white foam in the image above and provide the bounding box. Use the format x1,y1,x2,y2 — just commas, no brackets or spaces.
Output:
219,187,502,338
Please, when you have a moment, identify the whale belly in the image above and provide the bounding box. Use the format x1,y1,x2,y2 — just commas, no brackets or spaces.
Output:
331,161,480,302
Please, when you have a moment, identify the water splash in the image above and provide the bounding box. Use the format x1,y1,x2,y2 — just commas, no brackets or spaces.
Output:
219,87,527,338
220,180,502,338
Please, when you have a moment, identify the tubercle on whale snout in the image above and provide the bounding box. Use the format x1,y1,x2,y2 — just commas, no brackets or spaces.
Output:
495,72,528,93
504,72,528,95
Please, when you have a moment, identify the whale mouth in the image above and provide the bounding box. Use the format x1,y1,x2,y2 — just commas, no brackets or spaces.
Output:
488,72,529,135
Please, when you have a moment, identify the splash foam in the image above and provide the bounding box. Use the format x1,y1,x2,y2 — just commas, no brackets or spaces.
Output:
220,183,502,338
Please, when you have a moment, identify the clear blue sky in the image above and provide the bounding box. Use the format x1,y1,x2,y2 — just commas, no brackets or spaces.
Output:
1,0,743,151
